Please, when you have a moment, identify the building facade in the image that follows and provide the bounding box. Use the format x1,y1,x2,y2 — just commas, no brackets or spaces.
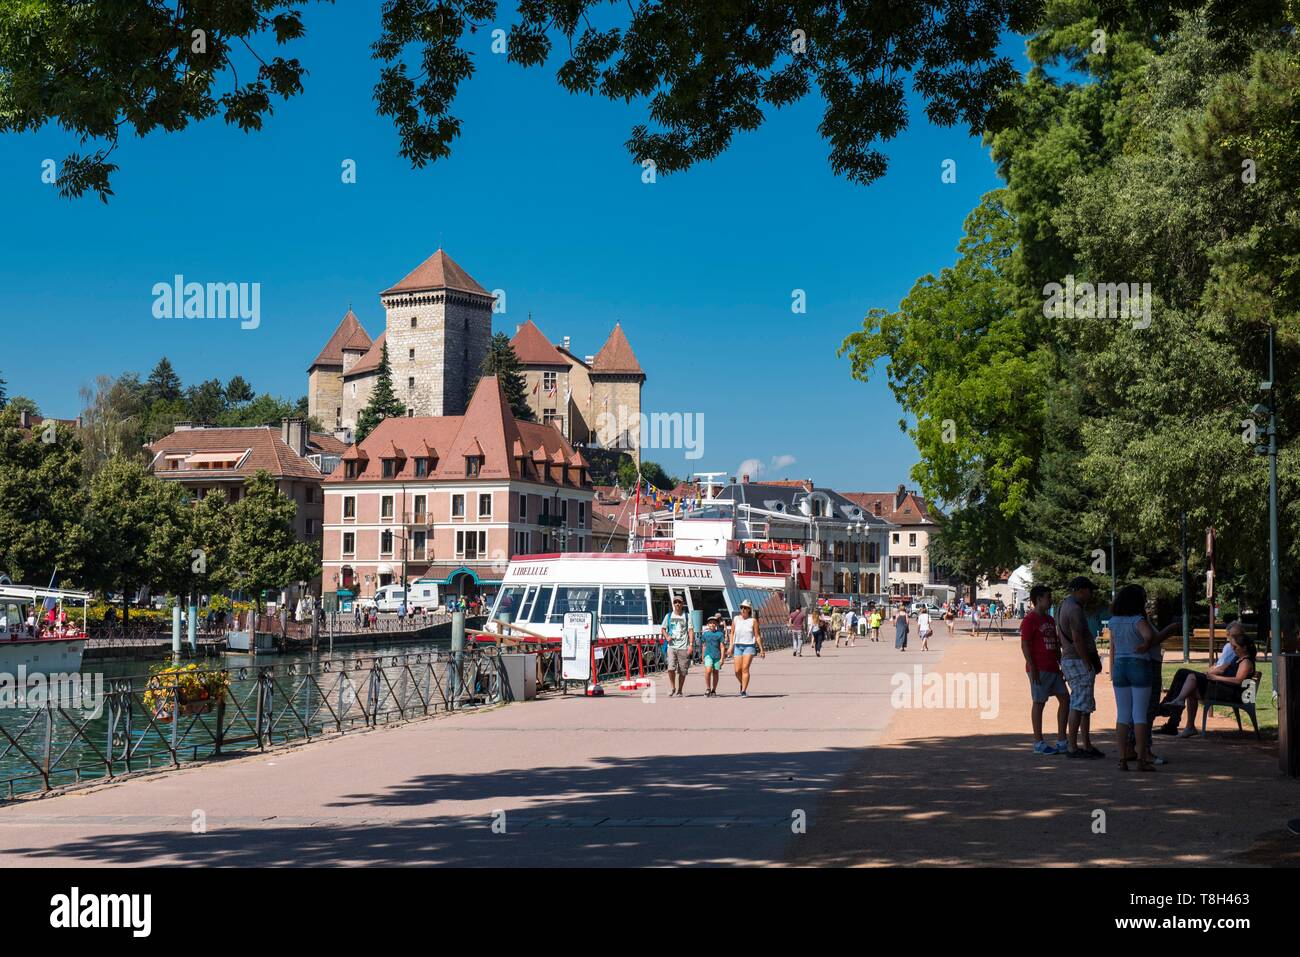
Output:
843,485,945,600
632,478,894,603
321,376,595,603
509,318,646,463
146,418,345,549
308,249,494,438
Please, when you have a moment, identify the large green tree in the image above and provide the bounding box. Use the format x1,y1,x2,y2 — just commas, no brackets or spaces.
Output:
83,457,177,619
225,471,319,611
843,0,1300,637
0,408,87,585
79,373,148,478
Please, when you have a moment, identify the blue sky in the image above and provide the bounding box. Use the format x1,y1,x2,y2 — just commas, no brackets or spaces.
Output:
0,5,1023,495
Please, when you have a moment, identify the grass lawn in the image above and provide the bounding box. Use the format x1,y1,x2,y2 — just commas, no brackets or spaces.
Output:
1159,659,1276,735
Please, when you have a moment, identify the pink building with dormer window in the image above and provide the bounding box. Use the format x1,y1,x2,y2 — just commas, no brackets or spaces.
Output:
321,376,594,603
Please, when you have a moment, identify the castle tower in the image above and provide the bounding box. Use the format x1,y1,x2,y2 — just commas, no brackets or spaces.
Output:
588,323,645,465
380,249,494,417
308,308,372,431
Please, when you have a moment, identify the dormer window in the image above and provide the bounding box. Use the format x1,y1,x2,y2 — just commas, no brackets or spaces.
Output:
382,458,398,478
466,456,483,478
415,457,429,478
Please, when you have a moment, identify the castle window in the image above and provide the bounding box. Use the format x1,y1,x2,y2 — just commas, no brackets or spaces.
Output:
408,377,415,390
409,348,415,360
543,371,557,393
411,318,417,328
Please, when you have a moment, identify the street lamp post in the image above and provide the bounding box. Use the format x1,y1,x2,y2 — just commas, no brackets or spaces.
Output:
1255,324,1283,691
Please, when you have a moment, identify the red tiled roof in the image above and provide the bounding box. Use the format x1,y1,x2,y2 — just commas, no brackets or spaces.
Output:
346,332,387,377
591,323,643,374
341,326,372,352
842,489,939,524
310,432,348,455
326,377,590,487
510,319,568,366
381,249,490,297
310,309,371,369
148,427,325,481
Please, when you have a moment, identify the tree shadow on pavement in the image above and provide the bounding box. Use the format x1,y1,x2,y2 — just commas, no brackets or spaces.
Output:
789,731,1299,867
1,730,1292,868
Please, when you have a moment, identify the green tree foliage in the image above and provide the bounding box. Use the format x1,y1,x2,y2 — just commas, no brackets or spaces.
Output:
218,393,300,427
225,375,255,405
79,374,149,478
840,193,1044,578
186,378,229,423
844,0,1300,630
0,0,311,201
355,344,405,443
373,0,1040,186
617,458,675,490
225,471,319,608
144,357,183,405
149,486,232,602
83,458,176,620
4,396,39,416
0,408,87,585
8,0,1047,200
473,333,534,422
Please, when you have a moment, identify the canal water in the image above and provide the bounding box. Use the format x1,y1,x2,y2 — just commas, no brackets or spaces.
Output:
0,636,459,798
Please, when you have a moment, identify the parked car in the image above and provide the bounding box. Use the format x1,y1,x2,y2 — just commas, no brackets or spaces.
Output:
909,599,939,618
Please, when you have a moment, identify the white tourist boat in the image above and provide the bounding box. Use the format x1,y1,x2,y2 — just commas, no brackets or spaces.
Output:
486,552,791,642
0,585,90,674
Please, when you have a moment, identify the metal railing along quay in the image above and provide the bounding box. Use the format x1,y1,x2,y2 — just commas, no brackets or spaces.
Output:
0,649,506,799
1,625,798,799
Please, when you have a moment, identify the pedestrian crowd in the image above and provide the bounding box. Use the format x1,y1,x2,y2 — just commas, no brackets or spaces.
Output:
1019,577,1259,771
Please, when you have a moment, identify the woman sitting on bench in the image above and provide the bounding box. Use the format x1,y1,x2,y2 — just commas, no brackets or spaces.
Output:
1159,622,1256,737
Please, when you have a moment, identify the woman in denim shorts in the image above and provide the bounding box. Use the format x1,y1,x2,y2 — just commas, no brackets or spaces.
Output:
1108,584,1178,771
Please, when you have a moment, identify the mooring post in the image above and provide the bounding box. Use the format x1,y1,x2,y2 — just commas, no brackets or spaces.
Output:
451,610,465,710
171,601,182,660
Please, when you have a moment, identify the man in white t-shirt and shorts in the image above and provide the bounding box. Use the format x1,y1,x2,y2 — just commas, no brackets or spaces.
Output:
660,596,695,697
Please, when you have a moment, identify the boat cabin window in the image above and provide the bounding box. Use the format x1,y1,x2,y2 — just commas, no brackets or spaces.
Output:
494,586,528,621
600,586,650,625
517,586,538,620
548,586,598,623
528,587,553,624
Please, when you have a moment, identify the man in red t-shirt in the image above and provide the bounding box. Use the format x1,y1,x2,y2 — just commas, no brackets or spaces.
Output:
1020,584,1069,755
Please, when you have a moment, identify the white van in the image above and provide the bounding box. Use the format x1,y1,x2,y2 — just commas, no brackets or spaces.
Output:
373,585,407,613
373,583,440,614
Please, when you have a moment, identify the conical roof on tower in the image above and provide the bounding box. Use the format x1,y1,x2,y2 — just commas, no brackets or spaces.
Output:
381,249,491,297
590,322,643,375
309,308,372,370
510,318,568,366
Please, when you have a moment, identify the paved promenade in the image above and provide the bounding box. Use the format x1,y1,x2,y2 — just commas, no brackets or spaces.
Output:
0,623,1293,867
0,631,929,867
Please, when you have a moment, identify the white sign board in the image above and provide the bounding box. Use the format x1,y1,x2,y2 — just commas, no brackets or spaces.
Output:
562,612,594,681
